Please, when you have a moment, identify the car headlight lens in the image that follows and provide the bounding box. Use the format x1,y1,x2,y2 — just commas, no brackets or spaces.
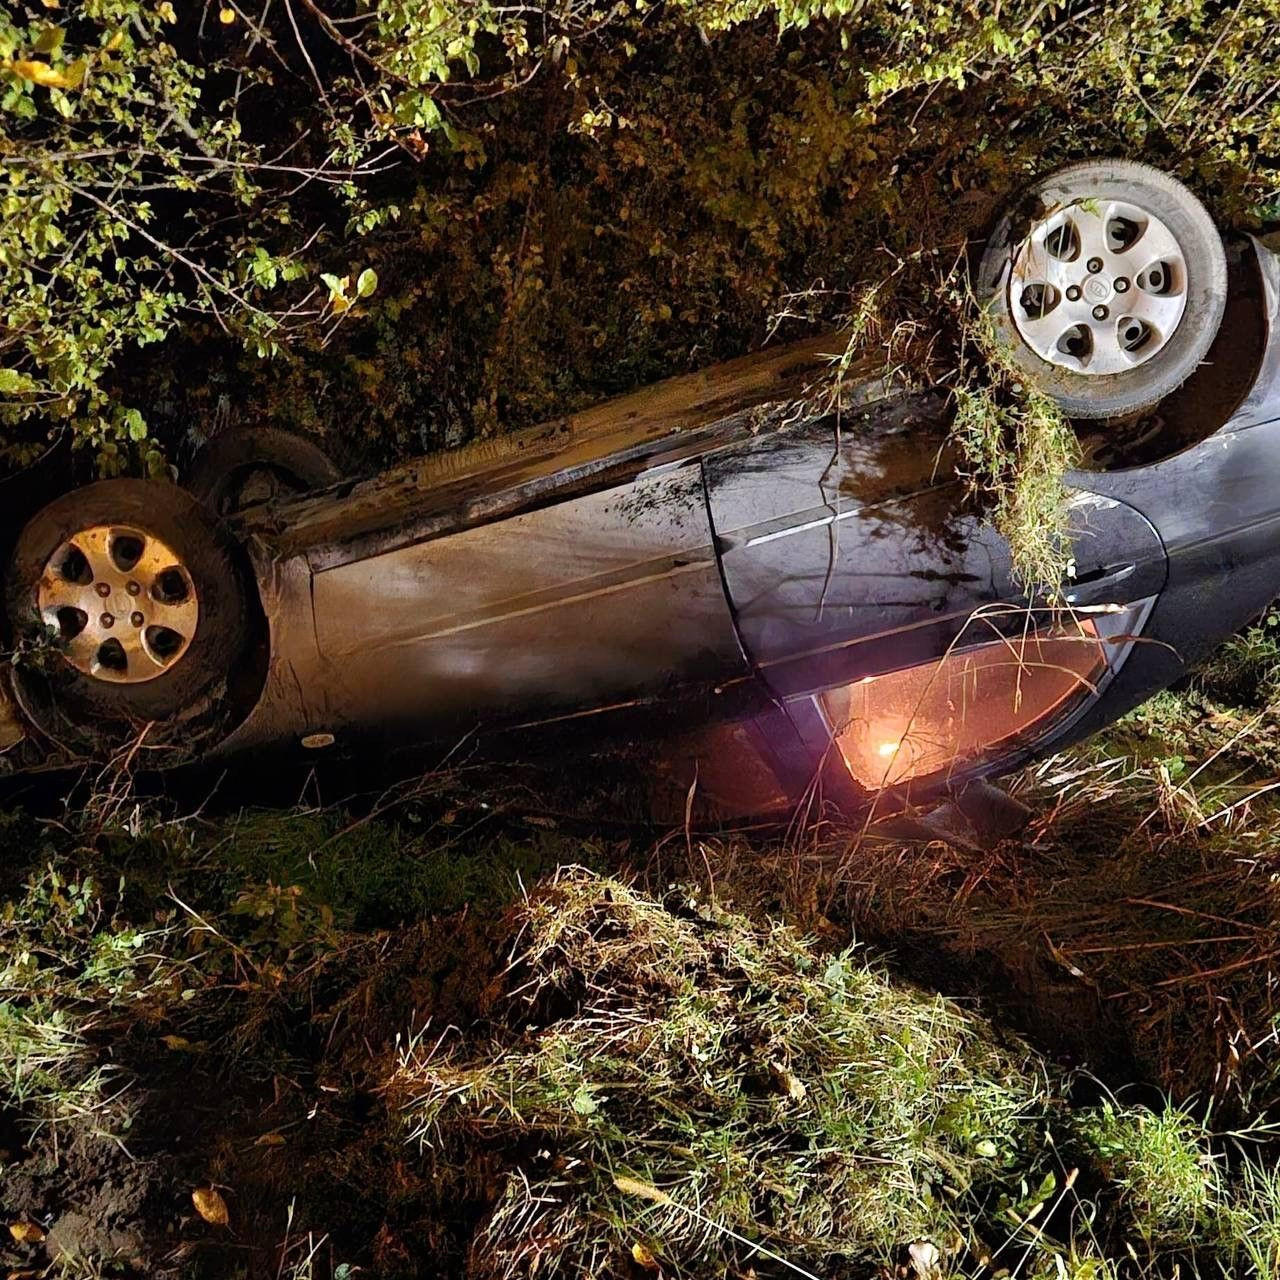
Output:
818,605,1144,789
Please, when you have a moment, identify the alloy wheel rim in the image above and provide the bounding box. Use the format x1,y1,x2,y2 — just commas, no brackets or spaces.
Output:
1009,198,1189,376
36,524,199,684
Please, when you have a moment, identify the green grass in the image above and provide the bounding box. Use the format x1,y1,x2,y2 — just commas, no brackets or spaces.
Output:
1076,1100,1221,1247
215,808,596,927
6,614,1280,1276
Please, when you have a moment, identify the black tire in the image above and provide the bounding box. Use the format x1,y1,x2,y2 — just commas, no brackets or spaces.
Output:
187,426,340,515
978,159,1228,419
5,480,259,754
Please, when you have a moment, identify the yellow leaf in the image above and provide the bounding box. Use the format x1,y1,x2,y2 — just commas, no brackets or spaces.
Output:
219,7,236,23
7,58,82,89
631,1241,659,1270
8,1221,45,1244
157,2,176,21
105,29,125,51
613,1175,670,1205
192,1187,229,1227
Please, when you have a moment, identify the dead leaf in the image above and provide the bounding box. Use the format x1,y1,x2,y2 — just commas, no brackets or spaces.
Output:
161,1034,192,1051
8,1222,45,1245
192,1186,229,1227
769,1060,807,1102
908,1240,941,1278
631,1241,659,1270
254,1132,286,1147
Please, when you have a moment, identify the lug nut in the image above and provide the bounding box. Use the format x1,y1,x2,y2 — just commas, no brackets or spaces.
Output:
126,580,141,596
95,582,111,598
1092,304,1109,321
130,611,145,627
100,613,115,629
1086,257,1103,273
1114,276,1130,293
1066,285,1082,301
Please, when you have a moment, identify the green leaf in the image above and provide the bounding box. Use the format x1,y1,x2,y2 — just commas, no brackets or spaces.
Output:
34,26,66,55
321,272,351,313
0,368,37,394
123,408,147,441
356,267,378,298
571,1086,598,1116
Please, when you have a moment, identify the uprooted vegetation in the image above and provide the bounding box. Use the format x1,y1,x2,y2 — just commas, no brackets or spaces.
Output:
389,870,1280,1280
392,869,1065,1278
5,611,1280,1276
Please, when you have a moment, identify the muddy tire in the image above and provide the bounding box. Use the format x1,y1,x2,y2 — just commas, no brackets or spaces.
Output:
978,159,1227,419
187,427,340,515
5,480,259,755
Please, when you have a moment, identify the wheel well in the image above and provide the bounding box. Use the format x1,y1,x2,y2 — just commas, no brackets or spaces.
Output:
1073,237,1266,471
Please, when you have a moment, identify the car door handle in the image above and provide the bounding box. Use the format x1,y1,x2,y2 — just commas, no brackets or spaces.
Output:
1064,562,1136,598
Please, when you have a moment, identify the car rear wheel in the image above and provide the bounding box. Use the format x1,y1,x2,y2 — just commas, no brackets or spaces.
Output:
187,426,339,515
978,159,1228,419
5,480,257,754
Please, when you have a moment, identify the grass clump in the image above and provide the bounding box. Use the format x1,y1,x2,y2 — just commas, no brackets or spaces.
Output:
949,309,1082,594
392,867,1074,1278
1076,1100,1220,1248
0,860,178,1133
953,380,1079,594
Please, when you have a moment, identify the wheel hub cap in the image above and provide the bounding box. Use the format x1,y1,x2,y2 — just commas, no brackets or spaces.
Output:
36,525,199,684
1083,274,1113,305
1009,199,1189,376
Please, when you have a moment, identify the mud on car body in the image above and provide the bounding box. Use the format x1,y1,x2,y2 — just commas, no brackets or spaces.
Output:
3,161,1280,822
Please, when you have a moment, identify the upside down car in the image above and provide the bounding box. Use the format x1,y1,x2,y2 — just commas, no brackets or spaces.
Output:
3,159,1279,823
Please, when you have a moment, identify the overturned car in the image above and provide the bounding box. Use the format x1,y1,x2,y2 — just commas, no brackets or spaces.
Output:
3,160,1279,822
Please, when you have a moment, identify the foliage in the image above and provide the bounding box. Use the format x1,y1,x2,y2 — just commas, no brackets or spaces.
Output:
4,0,1280,566
1,1,298,469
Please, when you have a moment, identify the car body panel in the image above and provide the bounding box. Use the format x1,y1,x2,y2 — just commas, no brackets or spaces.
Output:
706,396,1168,701
247,332,892,569
307,464,745,731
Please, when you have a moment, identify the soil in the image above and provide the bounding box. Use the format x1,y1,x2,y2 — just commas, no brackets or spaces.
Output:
0,911,513,1279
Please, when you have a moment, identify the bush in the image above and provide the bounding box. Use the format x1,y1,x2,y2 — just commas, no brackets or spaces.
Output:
3,3,1278,555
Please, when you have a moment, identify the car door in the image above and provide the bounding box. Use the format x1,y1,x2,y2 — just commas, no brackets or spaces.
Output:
702,394,1168,791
